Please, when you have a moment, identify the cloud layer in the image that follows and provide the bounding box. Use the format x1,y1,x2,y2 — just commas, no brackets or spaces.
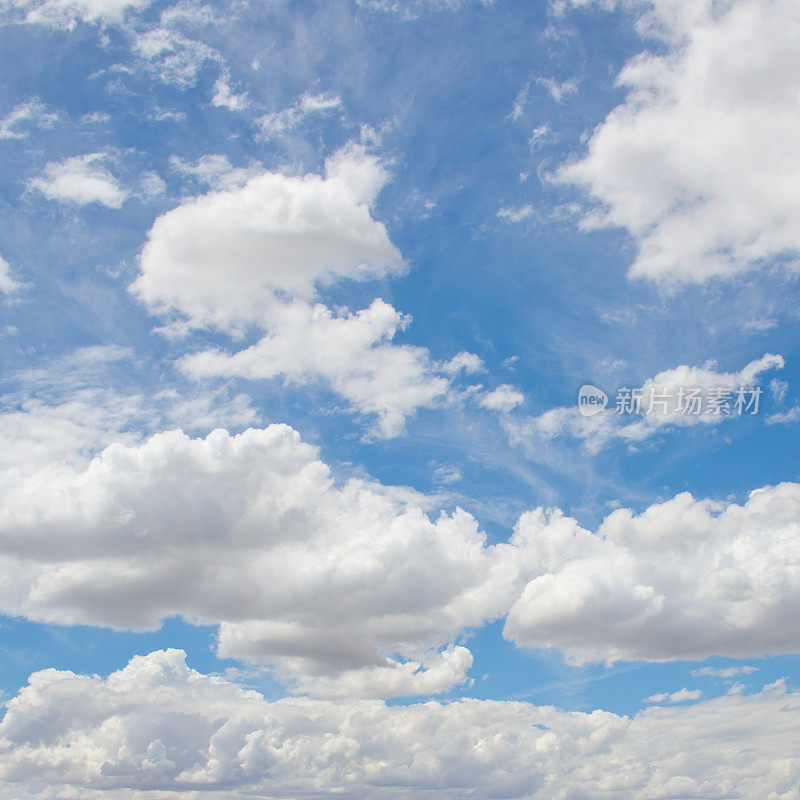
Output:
0,424,514,696
0,649,798,799
2,422,800,691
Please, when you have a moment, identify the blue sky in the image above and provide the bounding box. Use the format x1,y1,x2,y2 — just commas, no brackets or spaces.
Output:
1,0,800,796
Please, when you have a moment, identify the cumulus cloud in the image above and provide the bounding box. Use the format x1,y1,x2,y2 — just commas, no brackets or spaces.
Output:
29,153,127,208
0,649,798,799
441,351,485,377
480,384,525,413
180,299,449,438
3,418,800,688
0,425,518,696
558,0,800,283
504,481,800,663
135,143,457,436
505,353,783,453
132,143,403,329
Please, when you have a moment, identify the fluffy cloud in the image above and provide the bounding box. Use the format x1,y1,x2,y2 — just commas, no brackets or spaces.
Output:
132,144,403,330
3,419,800,689
2,0,150,26
480,384,525,413
180,299,450,438
505,353,783,453
137,144,459,436
29,153,127,208
558,0,800,283
0,649,798,799
441,351,485,377
504,481,800,663
0,425,517,696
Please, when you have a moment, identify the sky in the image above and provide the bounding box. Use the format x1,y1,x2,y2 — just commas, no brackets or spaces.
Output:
1,0,800,796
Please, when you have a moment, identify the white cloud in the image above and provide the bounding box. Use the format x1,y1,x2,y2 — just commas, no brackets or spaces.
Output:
535,76,578,103
138,144,480,437
80,110,111,124
480,384,525,413
0,424,518,696
0,345,258,474
0,254,20,294
0,387,148,473
259,91,343,137
558,0,800,283
0,98,58,139
4,0,150,26
508,82,529,121
211,69,249,110
132,26,218,87
1,649,798,799
498,204,536,223
4,417,800,684
528,122,551,150
132,143,403,330
767,404,800,426
770,378,789,404
692,666,759,680
356,0,493,18
645,687,702,704
29,153,127,208
505,353,784,453
180,299,449,438
504,481,800,663
441,351,485,377
138,170,166,199
168,153,263,191
294,645,473,699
